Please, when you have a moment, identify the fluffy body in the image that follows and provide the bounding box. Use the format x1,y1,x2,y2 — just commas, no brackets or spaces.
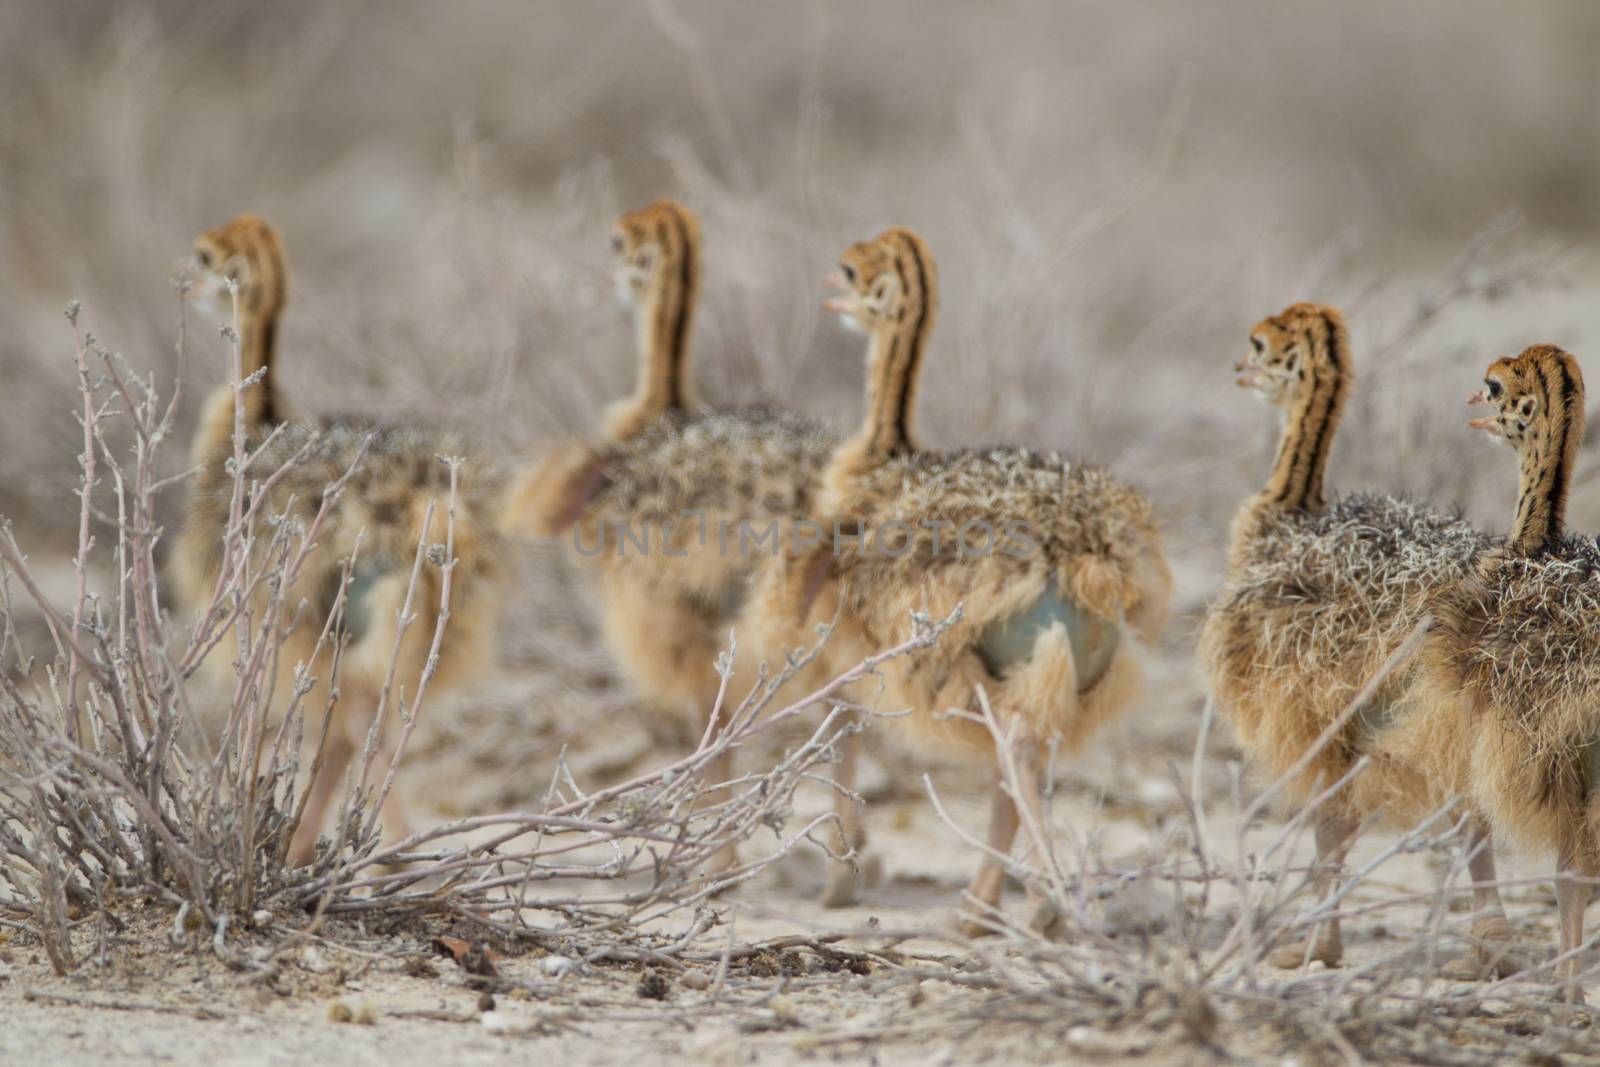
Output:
1200,492,1491,821
174,420,506,712
505,405,838,730
753,444,1169,754
1419,537,1600,858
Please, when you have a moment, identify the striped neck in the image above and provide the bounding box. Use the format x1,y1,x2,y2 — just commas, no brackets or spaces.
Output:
636,252,695,412
239,308,285,429
851,240,936,462
1263,312,1349,513
616,219,699,438
232,224,288,432
1509,351,1584,555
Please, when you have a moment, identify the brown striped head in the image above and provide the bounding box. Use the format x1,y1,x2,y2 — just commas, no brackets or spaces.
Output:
824,228,938,341
1236,302,1349,410
603,199,701,436
1469,345,1584,451
611,199,700,311
1241,303,1350,513
184,213,288,327
825,228,939,459
1470,345,1585,554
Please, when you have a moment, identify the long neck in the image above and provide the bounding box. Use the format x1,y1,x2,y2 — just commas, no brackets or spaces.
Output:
851,237,937,463
1510,362,1584,555
635,257,695,413
238,304,285,429
817,311,929,517
606,247,697,442
1263,320,1348,513
237,227,288,431
855,315,927,459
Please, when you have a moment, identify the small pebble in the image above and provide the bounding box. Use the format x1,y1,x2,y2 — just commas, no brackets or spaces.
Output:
1307,960,1327,974
1136,778,1178,806
250,910,273,929
680,970,709,991
769,994,799,1026
481,1011,536,1036
539,954,575,978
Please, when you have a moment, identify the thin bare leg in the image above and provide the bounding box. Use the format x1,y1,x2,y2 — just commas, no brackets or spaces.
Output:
1008,738,1059,935
289,724,355,867
1267,809,1357,968
372,729,417,866
959,764,1022,936
1554,841,1595,1003
821,715,868,907
1464,823,1520,978
702,740,740,882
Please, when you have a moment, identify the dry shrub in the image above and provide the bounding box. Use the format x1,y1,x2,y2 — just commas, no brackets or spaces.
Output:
0,299,942,974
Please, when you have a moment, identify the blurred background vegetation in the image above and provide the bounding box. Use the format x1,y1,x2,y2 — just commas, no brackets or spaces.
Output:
3,0,1599,568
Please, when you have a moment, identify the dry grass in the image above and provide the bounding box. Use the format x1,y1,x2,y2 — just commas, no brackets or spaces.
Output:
4,2,1600,546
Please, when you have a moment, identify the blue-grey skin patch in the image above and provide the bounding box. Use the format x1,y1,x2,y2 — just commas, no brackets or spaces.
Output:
717,574,748,625
1353,697,1397,740
687,574,748,627
343,555,396,643
1585,736,1600,795
976,579,1120,692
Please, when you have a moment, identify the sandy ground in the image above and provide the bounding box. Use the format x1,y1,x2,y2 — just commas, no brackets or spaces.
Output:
0,551,1591,1065
1,683,1582,1062
0,773,1572,1066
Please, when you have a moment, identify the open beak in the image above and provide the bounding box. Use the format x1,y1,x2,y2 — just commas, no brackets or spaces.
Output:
1466,389,1495,430
822,271,854,314
1234,358,1261,389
